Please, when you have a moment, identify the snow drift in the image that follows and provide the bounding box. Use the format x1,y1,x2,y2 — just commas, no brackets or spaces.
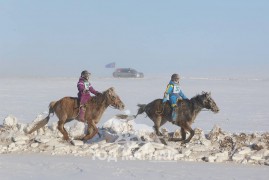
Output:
0,114,269,166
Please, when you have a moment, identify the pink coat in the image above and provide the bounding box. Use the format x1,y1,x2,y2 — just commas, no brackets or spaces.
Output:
77,77,99,104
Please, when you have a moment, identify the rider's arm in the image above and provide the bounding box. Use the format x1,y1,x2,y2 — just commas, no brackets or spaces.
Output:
89,85,99,95
179,90,188,100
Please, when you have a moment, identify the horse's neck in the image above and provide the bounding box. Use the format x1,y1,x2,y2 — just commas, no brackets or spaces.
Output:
91,96,110,112
189,97,204,117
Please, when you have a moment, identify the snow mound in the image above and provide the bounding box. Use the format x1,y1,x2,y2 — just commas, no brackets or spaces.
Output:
102,117,154,134
0,115,269,165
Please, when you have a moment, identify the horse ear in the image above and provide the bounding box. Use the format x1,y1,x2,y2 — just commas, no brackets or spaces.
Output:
108,87,115,94
202,91,210,97
205,92,211,97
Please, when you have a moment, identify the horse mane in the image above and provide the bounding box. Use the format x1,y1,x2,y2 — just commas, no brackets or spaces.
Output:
189,92,207,106
88,89,110,106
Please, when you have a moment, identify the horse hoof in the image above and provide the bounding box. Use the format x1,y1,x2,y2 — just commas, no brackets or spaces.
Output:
74,135,85,141
83,140,88,144
81,138,88,144
70,140,75,146
182,140,189,144
159,138,168,145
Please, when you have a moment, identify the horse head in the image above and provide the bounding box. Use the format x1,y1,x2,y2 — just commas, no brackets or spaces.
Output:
200,91,219,113
104,87,125,110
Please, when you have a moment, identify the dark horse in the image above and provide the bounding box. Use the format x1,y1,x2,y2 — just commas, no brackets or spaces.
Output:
135,92,219,143
28,87,125,143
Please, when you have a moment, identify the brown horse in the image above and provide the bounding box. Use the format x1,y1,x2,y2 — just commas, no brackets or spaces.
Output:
28,87,125,143
135,92,219,143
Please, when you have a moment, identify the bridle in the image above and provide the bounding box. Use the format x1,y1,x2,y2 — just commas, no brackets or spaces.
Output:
109,95,122,109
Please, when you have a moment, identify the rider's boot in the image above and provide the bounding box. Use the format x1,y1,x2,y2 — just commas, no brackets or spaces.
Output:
171,106,178,124
78,105,86,122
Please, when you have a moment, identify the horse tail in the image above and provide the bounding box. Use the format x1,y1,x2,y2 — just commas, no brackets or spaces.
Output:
135,104,147,118
48,101,56,114
27,101,57,134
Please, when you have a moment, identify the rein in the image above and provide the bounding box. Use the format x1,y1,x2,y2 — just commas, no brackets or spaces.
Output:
109,105,118,109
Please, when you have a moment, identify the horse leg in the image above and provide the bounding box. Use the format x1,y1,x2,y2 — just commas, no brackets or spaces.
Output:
83,121,98,142
57,120,70,142
74,123,101,141
182,125,195,144
180,128,187,141
153,116,163,136
169,128,186,142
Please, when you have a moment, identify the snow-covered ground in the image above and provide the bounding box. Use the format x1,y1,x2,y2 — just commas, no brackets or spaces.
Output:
1,154,268,180
0,75,269,179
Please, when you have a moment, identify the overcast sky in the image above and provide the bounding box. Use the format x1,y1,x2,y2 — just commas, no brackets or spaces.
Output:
0,0,268,77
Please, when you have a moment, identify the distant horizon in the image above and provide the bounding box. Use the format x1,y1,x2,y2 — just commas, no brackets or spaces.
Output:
0,69,268,80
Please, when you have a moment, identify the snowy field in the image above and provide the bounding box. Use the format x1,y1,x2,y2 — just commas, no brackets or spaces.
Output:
1,75,268,132
0,75,269,179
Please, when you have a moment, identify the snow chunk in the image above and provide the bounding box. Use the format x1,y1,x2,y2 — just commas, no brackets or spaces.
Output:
103,117,153,134
3,115,18,127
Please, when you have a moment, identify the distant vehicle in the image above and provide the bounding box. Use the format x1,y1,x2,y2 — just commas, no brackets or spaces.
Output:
113,68,144,78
